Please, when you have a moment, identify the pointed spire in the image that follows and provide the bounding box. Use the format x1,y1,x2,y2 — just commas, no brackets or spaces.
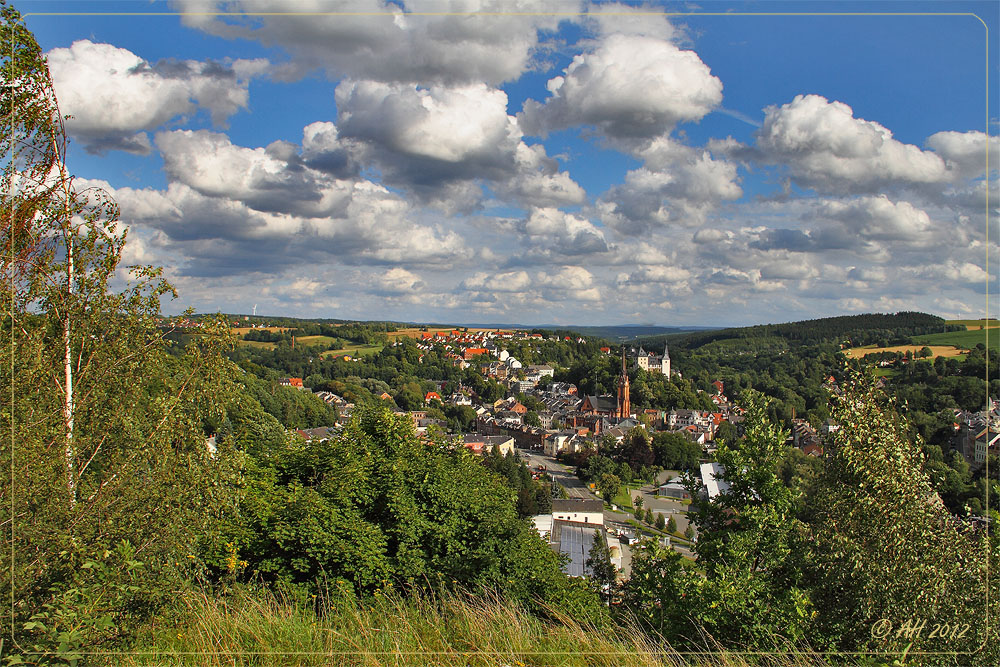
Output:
617,346,631,420
663,342,670,359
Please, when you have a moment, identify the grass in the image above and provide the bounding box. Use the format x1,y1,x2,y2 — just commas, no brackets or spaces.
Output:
612,485,639,510
97,586,837,667
912,328,999,351
295,335,340,347
321,343,385,359
945,318,1000,329
238,340,275,349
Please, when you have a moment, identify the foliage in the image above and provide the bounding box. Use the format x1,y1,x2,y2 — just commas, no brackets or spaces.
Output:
619,427,655,471
481,448,552,518
585,530,616,605
618,538,693,643
652,431,701,471
596,473,621,505
219,406,600,618
2,6,237,656
665,311,947,351
10,542,148,666
804,370,992,657
241,373,337,429
683,390,812,649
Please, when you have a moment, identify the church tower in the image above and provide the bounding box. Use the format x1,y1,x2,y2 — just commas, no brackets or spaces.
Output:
662,342,671,377
617,348,631,419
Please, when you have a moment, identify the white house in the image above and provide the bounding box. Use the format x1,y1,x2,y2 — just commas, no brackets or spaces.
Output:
551,498,604,525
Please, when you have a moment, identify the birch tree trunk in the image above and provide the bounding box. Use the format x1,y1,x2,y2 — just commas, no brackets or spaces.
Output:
63,226,74,506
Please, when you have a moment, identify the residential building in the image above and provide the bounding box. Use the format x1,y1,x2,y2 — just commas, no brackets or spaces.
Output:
551,498,604,525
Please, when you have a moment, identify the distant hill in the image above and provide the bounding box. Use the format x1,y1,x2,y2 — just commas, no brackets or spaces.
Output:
532,324,718,342
177,312,955,352
638,311,953,352
436,323,715,341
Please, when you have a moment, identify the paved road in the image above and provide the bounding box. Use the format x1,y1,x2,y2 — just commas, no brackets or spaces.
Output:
520,448,594,499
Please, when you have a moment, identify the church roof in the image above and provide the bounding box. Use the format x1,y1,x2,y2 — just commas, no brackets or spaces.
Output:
583,395,617,413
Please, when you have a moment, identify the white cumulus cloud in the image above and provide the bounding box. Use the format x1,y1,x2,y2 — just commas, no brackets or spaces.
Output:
175,0,567,85
519,33,722,139
47,40,266,154
753,94,947,193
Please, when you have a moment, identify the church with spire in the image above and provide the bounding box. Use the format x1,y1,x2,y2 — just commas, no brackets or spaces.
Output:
616,347,631,419
634,343,670,376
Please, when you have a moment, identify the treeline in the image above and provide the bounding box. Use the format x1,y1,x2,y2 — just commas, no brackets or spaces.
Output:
645,311,951,351
223,314,397,330
242,321,392,345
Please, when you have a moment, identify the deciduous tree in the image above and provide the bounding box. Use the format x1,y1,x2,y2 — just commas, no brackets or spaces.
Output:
805,370,992,656
2,6,236,653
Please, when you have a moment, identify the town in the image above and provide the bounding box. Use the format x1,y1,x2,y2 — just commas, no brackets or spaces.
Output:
219,317,998,584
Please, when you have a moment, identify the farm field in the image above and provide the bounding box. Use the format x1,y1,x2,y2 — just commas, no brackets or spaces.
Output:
844,322,999,360
946,319,1000,330
321,343,385,359
911,328,998,351
842,344,967,360
239,340,275,349
294,335,340,347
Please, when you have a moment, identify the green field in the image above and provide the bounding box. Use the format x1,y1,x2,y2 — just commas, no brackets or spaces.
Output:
294,335,339,347
320,343,385,359
912,328,998,351
945,318,1000,329
239,340,275,349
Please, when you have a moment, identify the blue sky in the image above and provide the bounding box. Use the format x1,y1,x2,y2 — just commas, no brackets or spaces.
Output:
18,0,1000,326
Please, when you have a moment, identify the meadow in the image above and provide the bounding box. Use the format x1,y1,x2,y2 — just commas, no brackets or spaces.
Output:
320,343,385,359
911,327,998,350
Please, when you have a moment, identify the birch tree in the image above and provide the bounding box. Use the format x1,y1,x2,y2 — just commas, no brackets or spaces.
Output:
2,4,237,651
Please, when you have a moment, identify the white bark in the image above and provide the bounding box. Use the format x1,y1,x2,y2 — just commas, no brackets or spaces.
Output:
64,228,74,507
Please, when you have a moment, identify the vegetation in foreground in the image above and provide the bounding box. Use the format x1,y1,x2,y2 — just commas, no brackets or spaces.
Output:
100,586,840,667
